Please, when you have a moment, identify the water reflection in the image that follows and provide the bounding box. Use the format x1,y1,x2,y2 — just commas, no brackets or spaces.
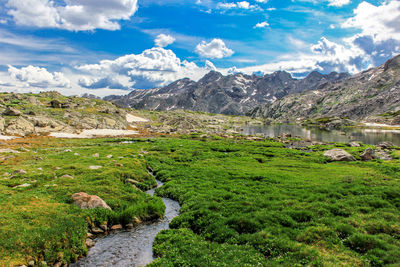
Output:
242,124,400,145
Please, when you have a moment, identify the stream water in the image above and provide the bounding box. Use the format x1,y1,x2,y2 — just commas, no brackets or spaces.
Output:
242,124,400,146
71,178,180,267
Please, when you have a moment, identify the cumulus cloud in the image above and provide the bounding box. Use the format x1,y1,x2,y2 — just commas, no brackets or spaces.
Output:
254,21,269,28
195,39,234,59
328,0,350,7
6,0,138,31
216,1,260,10
342,0,400,66
8,65,70,88
155,34,176,47
76,47,210,89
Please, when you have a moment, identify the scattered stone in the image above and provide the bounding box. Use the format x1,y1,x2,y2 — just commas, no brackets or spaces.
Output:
86,232,94,238
60,174,74,179
111,224,123,230
28,260,35,267
126,223,134,229
375,150,392,161
377,142,394,149
53,262,62,267
72,192,111,210
360,148,376,161
50,100,63,108
4,106,22,116
115,163,123,167
65,149,72,152
74,153,79,156
13,169,27,174
0,116,4,131
349,141,361,147
13,183,31,189
38,168,43,171
92,153,99,157
91,227,105,234
55,167,61,170
107,155,113,158
41,261,47,266
86,238,95,248
100,224,108,232
89,165,102,170
126,178,139,184
324,149,356,162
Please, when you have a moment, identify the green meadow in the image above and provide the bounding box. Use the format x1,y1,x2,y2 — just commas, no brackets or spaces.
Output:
1,136,399,266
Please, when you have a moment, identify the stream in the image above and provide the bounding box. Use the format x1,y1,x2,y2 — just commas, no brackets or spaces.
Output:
71,177,180,267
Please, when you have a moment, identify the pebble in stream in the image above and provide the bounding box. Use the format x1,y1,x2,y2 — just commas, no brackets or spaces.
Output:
71,179,180,267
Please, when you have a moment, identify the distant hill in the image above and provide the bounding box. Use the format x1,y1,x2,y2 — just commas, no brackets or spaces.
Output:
105,70,349,115
250,55,400,125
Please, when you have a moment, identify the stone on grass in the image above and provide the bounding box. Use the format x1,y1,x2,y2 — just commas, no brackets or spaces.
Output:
4,107,22,116
13,183,31,188
349,141,361,147
111,224,123,230
86,238,95,248
360,148,377,161
377,142,394,149
89,165,102,170
91,227,105,234
92,153,99,157
71,192,111,210
107,155,113,158
5,117,35,136
60,174,74,179
324,149,356,162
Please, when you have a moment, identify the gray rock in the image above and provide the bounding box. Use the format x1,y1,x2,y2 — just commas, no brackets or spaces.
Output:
89,165,102,170
71,192,111,210
4,107,22,116
324,149,356,162
349,141,361,147
13,183,31,188
60,174,74,179
377,142,394,149
0,116,4,131
360,148,376,161
4,117,35,136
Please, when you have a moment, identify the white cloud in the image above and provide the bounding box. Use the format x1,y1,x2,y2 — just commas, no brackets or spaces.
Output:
342,1,400,42
255,0,268,3
155,34,176,47
254,21,269,28
76,47,210,89
217,2,237,9
8,65,71,88
6,0,138,31
237,1,250,9
328,0,350,7
195,39,234,59
205,60,217,71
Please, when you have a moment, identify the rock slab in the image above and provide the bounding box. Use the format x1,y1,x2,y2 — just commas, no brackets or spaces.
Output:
72,192,111,210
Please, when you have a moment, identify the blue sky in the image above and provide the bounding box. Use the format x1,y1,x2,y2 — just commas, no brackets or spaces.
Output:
0,0,399,96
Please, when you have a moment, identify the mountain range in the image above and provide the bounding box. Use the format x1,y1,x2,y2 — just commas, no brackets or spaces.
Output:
105,70,349,115
251,55,400,124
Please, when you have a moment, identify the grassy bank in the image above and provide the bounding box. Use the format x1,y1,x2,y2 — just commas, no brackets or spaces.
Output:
145,137,400,266
0,138,164,266
1,136,399,266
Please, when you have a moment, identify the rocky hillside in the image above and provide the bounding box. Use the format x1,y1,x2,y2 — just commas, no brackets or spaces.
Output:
105,70,349,115
0,92,129,136
251,55,400,125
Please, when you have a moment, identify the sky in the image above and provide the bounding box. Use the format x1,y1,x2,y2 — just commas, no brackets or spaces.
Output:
0,0,399,96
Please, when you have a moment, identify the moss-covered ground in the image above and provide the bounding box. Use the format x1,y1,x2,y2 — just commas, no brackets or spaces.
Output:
1,136,399,266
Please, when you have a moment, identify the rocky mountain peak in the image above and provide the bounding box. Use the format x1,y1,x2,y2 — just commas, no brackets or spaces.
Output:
384,54,400,71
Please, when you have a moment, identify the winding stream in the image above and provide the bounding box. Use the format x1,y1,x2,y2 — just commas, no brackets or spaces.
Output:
72,177,180,267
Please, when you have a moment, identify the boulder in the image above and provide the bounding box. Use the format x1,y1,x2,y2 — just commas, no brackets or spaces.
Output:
377,142,394,149
4,117,35,136
360,148,376,161
349,141,361,147
50,100,63,108
71,192,111,210
324,149,356,162
111,224,123,230
4,107,21,116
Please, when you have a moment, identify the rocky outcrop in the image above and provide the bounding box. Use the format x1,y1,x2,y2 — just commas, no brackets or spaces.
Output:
71,192,111,210
4,107,21,116
0,116,4,132
324,149,356,162
106,70,348,115
0,92,130,136
5,117,35,136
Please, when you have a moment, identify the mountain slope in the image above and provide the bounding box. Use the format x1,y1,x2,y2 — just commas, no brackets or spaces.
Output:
105,70,349,115
251,55,400,124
